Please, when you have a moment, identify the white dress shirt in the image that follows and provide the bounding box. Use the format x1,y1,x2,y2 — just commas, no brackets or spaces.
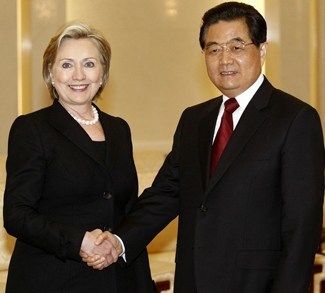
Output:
212,74,264,141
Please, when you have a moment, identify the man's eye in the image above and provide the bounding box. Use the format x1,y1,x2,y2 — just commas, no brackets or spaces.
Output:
62,63,72,69
209,47,221,54
229,43,244,52
85,61,95,68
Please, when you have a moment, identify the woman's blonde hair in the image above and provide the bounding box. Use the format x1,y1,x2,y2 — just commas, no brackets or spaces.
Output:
43,22,111,100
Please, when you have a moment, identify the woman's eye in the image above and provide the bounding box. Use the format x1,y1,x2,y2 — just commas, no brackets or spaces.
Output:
62,63,72,69
85,61,95,68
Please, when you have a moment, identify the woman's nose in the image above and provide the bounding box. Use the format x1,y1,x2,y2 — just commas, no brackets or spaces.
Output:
72,65,86,80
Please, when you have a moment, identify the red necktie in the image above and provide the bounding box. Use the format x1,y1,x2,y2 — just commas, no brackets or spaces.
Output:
210,98,239,176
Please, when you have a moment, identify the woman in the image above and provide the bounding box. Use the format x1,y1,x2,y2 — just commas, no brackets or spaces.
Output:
4,22,154,292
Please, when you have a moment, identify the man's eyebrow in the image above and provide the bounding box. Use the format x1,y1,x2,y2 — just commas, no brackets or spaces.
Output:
205,37,246,47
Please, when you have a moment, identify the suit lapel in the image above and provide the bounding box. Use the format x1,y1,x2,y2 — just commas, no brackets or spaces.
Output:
205,78,274,195
99,112,119,172
48,100,109,170
198,98,223,190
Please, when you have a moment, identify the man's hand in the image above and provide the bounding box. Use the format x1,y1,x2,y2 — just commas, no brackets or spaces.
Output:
80,230,123,270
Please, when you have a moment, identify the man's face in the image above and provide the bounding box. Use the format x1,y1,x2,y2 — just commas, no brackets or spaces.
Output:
203,19,267,97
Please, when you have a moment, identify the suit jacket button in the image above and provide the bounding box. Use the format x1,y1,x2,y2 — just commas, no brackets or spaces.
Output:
200,204,207,212
103,192,112,199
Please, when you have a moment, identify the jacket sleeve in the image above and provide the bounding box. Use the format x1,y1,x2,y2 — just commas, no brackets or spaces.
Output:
3,116,85,261
116,112,186,264
271,106,324,292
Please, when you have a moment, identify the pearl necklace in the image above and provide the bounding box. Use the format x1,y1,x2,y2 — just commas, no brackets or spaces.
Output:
68,105,99,125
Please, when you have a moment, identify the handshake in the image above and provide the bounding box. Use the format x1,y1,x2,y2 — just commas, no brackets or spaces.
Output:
79,229,123,270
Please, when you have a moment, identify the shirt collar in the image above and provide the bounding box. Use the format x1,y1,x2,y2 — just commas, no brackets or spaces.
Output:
223,74,264,109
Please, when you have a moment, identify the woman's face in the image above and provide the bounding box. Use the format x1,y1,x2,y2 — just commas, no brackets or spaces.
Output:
50,38,103,106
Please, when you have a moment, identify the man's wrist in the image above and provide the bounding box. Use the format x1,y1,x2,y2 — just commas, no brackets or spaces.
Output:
114,234,126,261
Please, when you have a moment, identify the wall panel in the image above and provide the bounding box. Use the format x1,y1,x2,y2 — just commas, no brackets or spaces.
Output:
0,1,18,155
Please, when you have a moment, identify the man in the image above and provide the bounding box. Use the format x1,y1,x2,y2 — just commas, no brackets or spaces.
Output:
84,2,324,292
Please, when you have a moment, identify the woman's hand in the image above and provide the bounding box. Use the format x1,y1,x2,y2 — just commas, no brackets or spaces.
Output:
80,230,122,270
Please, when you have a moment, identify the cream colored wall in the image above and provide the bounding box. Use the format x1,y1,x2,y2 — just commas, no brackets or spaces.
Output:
265,0,315,105
66,0,221,151
28,0,66,111
0,1,18,156
65,0,264,151
319,0,325,129
0,0,65,156
265,0,325,132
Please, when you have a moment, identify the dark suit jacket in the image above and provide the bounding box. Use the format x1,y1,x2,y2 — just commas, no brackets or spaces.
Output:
118,77,324,293
4,100,153,293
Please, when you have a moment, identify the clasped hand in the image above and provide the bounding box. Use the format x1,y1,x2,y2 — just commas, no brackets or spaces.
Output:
80,229,122,270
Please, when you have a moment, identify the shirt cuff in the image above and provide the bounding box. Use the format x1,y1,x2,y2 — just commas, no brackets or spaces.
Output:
114,234,126,262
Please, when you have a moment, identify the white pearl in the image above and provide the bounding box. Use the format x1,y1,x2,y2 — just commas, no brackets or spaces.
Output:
68,106,99,125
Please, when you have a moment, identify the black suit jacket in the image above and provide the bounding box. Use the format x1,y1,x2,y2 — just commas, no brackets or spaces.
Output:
4,100,153,293
118,77,324,293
